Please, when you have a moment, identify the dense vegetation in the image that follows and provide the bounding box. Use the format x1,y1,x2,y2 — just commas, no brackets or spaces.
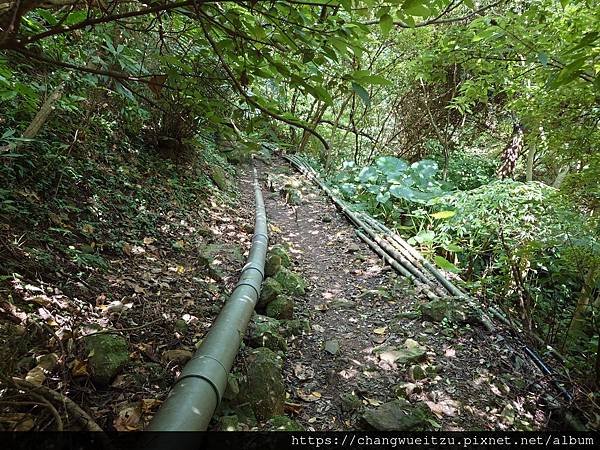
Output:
0,0,598,430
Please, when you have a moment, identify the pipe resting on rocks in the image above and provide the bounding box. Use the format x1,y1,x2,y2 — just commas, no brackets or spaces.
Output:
148,166,268,431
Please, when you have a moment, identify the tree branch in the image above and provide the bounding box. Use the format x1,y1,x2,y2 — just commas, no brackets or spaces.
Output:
362,0,505,29
201,22,330,150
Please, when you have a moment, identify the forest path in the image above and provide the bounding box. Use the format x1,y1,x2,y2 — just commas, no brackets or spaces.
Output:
252,157,550,431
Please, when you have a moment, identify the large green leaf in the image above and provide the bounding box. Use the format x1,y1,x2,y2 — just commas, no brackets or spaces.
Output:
403,0,432,17
431,210,456,219
352,82,371,107
379,14,393,36
358,166,379,183
434,255,460,273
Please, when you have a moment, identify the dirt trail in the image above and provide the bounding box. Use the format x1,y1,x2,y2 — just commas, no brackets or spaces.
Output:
254,157,551,431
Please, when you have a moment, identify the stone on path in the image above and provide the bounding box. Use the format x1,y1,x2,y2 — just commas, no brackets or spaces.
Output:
362,399,431,431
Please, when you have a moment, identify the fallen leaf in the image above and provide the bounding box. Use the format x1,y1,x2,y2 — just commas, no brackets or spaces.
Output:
284,402,304,414
141,399,162,414
373,327,387,335
113,404,142,431
364,397,382,407
445,348,456,358
297,390,321,402
71,359,89,377
426,399,458,418
405,338,421,349
0,413,34,431
25,366,46,386
490,383,502,396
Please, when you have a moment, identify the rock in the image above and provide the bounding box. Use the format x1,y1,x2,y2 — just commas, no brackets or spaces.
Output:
377,340,427,365
321,216,332,223
174,319,188,334
219,415,239,431
324,339,340,355
272,268,305,295
211,166,228,190
240,347,285,421
453,304,484,326
420,299,449,322
223,373,240,401
246,315,287,352
269,415,304,431
269,245,291,268
281,318,311,337
265,255,282,277
346,243,360,253
282,186,302,205
162,349,193,365
258,278,283,308
362,399,431,431
83,334,130,386
340,393,363,413
266,296,294,320
409,365,427,381
330,298,355,309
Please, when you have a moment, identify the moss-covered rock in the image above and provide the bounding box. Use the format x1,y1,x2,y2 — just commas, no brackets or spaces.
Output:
246,315,287,352
222,373,240,401
281,318,311,337
266,296,294,320
265,255,282,277
211,166,228,190
340,393,363,413
272,268,305,295
162,349,193,365
269,415,304,431
258,278,283,308
219,415,239,431
269,244,291,268
362,399,431,431
420,299,449,322
83,334,130,386
240,347,285,421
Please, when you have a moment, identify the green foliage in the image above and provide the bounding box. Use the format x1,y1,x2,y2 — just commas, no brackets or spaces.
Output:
433,180,599,354
331,156,448,218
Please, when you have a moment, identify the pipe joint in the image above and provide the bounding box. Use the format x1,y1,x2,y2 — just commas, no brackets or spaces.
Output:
176,355,229,405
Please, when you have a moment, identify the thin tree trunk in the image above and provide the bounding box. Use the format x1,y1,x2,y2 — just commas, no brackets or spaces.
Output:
563,267,598,351
1,85,63,152
526,146,535,182
552,165,570,188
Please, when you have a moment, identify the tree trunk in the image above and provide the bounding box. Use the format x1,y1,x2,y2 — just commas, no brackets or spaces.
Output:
525,146,536,182
552,165,570,188
497,124,524,179
1,84,63,153
563,267,598,352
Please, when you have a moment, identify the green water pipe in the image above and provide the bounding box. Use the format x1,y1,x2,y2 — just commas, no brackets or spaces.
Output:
147,166,268,431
